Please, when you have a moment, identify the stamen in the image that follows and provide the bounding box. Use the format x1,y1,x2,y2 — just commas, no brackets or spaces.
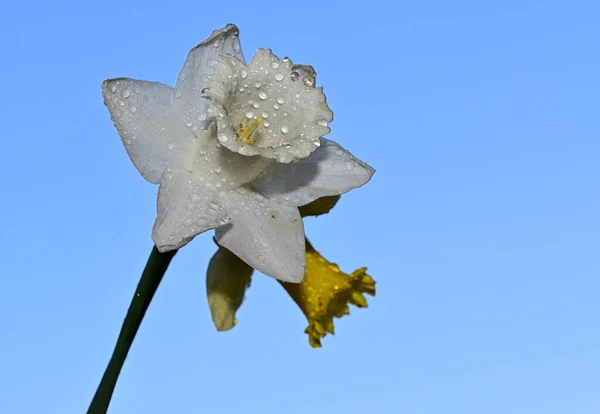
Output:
237,116,263,145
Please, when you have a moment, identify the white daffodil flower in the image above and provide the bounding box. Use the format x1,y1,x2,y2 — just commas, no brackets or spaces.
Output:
102,24,374,282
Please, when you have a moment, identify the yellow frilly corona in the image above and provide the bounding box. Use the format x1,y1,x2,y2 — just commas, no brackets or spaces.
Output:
205,195,376,347
279,239,376,347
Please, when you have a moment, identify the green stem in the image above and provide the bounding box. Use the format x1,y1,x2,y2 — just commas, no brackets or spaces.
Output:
87,246,177,414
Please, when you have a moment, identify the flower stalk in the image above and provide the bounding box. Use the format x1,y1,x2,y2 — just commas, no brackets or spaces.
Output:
87,246,177,414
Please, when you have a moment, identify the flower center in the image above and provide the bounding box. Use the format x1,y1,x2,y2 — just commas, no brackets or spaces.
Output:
202,49,333,164
237,116,263,145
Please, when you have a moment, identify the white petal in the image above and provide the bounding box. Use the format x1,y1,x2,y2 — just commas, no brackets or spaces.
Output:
206,246,253,331
202,49,333,163
152,169,231,251
253,138,374,206
172,24,244,133
215,187,306,282
102,78,197,184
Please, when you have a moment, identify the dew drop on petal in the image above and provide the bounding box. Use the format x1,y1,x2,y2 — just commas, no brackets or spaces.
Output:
281,125,289,134
274,73,284,82
277,97,285,104
291,71,300,81
166,143,174,150
218,133,228,143
174,89,183,98
261,111,269,118
118,99,125,106
120,88,131,99
240,69,247,79
252,102,260,109
271,61,279,69
245,111,254,119
254,81,262,88
258,91,268,100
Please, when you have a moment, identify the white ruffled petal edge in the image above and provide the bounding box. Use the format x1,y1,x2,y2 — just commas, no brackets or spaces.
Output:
252,138,374,206
102,78,197,184
202,49,333,163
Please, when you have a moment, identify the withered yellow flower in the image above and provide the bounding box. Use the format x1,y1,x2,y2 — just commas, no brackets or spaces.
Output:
279,240,375,348
205,195,375,347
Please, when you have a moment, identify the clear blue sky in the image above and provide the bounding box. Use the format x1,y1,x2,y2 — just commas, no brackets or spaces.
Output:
1,1,599,413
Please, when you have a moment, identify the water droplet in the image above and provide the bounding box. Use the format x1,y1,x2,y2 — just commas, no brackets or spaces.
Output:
245,111,254,119
258,91,268,100
335,149,344,156
167,143,174,150
273,103,280,110
218,133,228,143
281,125,289,134
212,38,221,48
261,112,269,118
254,81,262,88
173,89,183,98
271,61,280,69
120,88,131,98
252,102,260,109
291,71,300,81
109,84,117,93
274,73,284,82
317,119,328,127
197,113,206,121
178,72,187,81
117,99,125,106
345,162,355,170
277,97,285,104
240,69,247,79
130,106,137,113
284,143,291,149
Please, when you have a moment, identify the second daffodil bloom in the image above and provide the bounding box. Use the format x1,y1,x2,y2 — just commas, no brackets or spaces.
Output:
206,196,376,347
102,24,374,283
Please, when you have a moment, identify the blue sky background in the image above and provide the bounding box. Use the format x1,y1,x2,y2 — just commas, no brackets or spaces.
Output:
1,1,599,413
